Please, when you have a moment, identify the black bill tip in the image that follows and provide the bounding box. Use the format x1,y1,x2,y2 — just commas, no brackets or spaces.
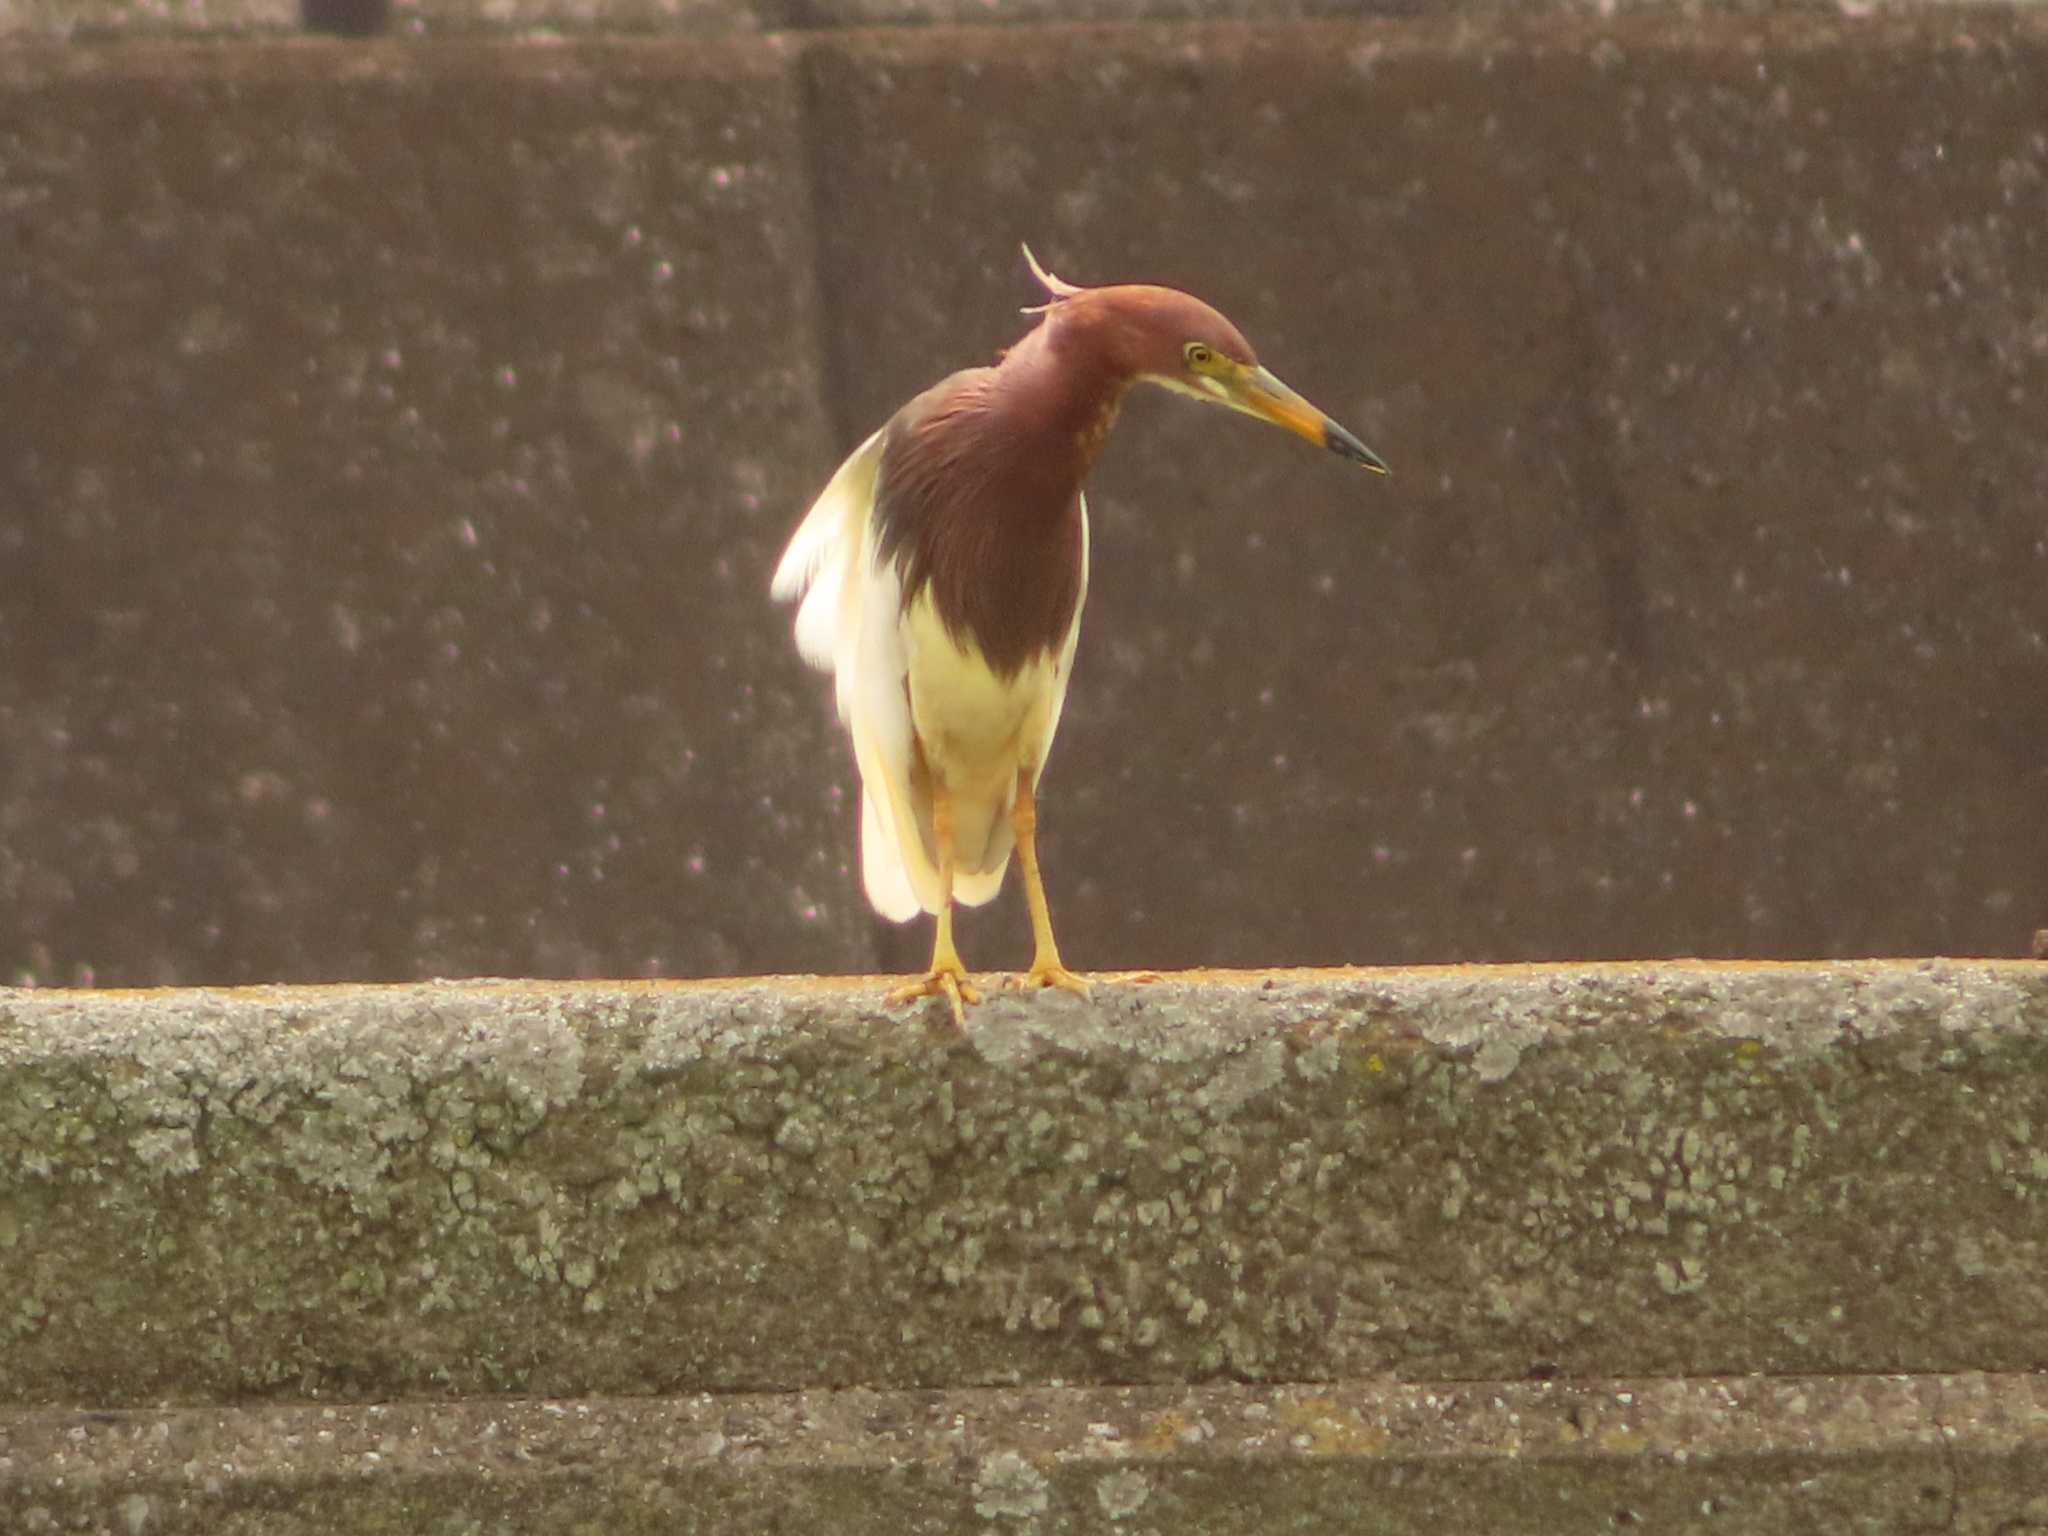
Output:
1325,420,1390,475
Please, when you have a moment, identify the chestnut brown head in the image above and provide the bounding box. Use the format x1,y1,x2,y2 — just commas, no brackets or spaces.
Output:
1022,245,1389,474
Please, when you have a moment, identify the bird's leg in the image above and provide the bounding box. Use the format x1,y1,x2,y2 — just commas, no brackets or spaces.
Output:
1009,770,1090,998
886,784,980,1029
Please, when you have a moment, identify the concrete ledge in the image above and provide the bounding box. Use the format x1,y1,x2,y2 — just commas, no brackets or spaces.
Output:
4,963,2046,1406
5,1374,2048,1533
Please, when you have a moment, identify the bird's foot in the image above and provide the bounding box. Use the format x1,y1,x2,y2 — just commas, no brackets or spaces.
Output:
888,966,982,1030
1008,962,1092,1000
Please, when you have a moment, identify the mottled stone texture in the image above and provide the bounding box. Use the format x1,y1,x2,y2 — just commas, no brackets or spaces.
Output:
3,962,2045,1405
804,18,2048,976
7,1375,2048,1534
1,41,871,985
4,18,2047,990
0,0,1841,44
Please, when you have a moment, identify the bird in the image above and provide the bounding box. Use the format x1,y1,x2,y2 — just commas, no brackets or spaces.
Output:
773,246,1388,1027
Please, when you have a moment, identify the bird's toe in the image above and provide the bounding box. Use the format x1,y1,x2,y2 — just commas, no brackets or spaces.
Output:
888,966,981,1030
1013,963,1091,1000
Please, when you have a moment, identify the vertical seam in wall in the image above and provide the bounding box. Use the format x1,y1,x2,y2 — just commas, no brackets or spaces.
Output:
793,36,859,462
789,31,892,974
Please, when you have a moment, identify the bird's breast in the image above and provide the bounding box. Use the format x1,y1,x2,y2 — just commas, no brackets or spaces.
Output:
916,487,1085,679
873,370,1092,679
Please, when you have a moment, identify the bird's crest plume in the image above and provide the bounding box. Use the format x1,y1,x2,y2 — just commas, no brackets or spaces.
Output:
1020,243,1085,315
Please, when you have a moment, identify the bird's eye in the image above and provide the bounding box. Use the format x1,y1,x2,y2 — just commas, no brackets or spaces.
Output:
1184,342,1216,370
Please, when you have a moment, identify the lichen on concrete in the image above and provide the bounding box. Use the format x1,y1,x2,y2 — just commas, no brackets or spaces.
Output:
1,962,2045,1404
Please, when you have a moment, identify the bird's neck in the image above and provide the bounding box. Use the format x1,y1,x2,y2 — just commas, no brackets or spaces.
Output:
993,319,1133,492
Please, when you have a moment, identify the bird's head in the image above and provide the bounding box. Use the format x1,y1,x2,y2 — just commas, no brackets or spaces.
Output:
1022,245,1390,475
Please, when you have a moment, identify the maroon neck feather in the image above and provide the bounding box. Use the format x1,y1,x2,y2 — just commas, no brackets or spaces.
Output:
871,286,1254,678
871,314,1118,678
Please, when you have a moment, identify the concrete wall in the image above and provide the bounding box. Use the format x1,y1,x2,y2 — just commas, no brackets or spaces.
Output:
2,10,2044,988
4,963,2048,1529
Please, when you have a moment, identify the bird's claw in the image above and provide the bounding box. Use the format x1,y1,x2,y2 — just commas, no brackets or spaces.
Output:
888,967,982,1030
1008,963,1092,1000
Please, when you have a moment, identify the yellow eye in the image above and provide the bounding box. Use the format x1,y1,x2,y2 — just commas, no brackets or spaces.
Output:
1184,342,1216,370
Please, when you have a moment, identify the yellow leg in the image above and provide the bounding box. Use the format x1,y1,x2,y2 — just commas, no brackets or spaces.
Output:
886,784,980,1029
1010,771,1090,998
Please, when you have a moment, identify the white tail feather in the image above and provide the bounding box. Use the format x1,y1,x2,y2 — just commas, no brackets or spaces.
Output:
953,858,1008,907
860,788,920,922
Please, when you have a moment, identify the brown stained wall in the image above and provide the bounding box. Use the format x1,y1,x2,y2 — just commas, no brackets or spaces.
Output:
2,16,2045,987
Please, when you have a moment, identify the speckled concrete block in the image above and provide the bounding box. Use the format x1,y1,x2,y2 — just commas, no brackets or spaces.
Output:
802,15,2048,977
8,0,2021,42
3,961,2045,1405
0,0,300,39
0,40,872,986
6,1374,2048,1533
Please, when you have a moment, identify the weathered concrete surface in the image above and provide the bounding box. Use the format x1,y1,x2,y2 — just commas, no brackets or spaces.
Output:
0,39,872,986
7,0,2036,42
803,15,2048,977
0,0,761,40
3,962,2045,1405
5,1374,2048,1533
5,19,2046,991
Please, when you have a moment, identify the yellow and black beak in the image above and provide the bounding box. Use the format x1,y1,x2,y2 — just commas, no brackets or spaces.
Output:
1224,365,1390,475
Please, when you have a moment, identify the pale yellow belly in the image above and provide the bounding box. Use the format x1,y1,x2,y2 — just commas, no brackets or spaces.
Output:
902,590,1060,872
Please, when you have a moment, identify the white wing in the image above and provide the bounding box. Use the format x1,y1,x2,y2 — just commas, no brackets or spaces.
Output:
772,429,939,922
772,427,882,686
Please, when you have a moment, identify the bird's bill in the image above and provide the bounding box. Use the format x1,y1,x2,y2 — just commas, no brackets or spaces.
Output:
1227,365,1390,475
